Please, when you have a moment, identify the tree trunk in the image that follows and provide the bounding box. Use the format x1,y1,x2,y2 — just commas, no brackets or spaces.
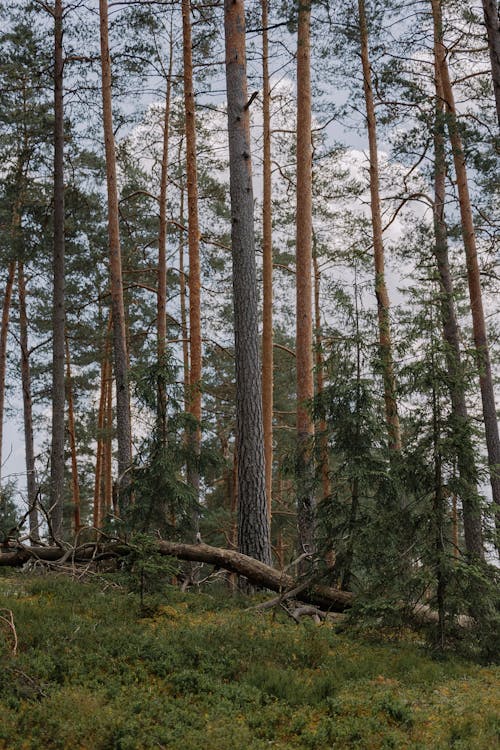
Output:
65,336,81,535
99,0,132,494
18,262,40,543
93,314,112,530
313,247,330,504
295,0,316,556
224,0,272,565
481,0,500,129
157,29,174,444
0,539,353,612
432,56,484,558
50,0,66,540
0,262,16,492
178,158,190,414
432,0,500,545
358,0,401,452
261,0,273,528
181,0,202,538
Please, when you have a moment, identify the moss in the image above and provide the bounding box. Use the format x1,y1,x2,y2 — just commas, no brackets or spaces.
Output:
0,574,498,750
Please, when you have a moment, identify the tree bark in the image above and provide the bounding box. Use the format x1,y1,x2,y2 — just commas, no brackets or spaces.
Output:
432,55,484,558
157,29,174,443
182,0,202,537
358,0,401,453
50,0,66,540
0,539,352,611
65,336,81,535
0,262,16,491
481,0,500,129
261,0,273,528
99,0,132,493
224,0,272,565
313,247,330,504
18,262,40,543
432,0,500,544
295,0,316,556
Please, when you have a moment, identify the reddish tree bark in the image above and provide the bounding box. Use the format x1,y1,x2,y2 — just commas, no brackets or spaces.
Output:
182,0,202,534
65,336,81,535
295,0,316,555
432,0,500,544
261,0,274,528
481,0,500,128
358,0,401,452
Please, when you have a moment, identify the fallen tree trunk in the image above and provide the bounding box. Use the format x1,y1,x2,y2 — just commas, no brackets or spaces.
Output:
0,540,354,612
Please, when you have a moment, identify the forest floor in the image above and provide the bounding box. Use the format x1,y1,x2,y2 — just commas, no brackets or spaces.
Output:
0,570,498,750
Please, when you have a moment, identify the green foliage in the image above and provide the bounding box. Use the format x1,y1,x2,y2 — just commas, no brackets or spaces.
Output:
0,574,498,749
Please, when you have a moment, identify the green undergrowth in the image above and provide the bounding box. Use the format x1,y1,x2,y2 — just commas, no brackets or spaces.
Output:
0,571,498,750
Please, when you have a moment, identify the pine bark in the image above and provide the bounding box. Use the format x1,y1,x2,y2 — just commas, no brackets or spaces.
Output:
261,0,273,528
224,0,272,565
65,337,81,535
18,262,40,542
432,0,500,543
99,0,132,491
481,0,500,128
182,0,202,534
358,0,401,452
50,0,66,540
295,0,316,555
157,31,174,443
432,58,484,558
0,262,16,490
313,248,330,503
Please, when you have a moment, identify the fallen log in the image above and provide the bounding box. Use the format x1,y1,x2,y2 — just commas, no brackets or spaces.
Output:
0,540,354,612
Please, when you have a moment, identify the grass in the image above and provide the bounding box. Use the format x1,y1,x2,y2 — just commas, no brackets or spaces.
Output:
0,570,498,749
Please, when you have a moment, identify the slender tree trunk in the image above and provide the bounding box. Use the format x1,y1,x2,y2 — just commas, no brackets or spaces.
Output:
157,29,174,444
93,350,106,529
432,59,484,558
178,161,190,414
358,0,401,452
99,0,132,493
181,0,202,537
261,0,273,528
50,0,66,540
18,262,39,543
104,352,113,518
65,336,80,535
224,0,272,565
432,0,500,544
0,261,16,491
313,247,330,503
481,0,500,128
295,0,316,555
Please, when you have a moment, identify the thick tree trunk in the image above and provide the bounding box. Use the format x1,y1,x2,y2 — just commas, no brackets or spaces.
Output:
481,0,500,128
0,261,16,491
65,337,81,535
50,0,66,540
157,30,174,444
358,0,401,452
261,0,273,528
295,0,316,556
432,0,500,544
18,262,39,542
99,0,132,493
224,0,272,565
432,61,484,558
182,0,202,537
0,539,352,611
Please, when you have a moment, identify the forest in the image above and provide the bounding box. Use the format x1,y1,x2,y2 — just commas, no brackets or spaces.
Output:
0,1,499,737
